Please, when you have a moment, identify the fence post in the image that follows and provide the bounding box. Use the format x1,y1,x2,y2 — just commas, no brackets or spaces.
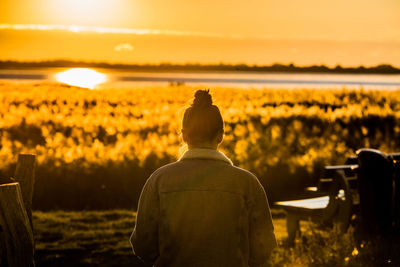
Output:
13,154,36,228
0,182,35,266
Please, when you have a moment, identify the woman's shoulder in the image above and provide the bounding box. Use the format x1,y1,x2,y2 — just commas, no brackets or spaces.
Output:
230,164,257,176
229,165,260,183
149,161,180,178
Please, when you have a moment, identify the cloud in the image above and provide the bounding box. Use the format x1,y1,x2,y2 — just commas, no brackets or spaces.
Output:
0,24,242,39
114,43,134,52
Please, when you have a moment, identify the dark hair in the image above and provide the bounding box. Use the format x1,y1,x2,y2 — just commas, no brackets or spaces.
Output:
182,90,224,144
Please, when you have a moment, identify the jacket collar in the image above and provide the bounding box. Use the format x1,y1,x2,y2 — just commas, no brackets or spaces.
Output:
179,148,233,165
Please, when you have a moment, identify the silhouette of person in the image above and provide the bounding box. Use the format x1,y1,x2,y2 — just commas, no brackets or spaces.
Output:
131,90,277,266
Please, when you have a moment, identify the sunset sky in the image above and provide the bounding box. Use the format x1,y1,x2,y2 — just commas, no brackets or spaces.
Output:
1,0,400,66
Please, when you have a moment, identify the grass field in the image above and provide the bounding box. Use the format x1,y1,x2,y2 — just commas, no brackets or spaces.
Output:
34,209,399,267
33,210,140,266
32,209,302,266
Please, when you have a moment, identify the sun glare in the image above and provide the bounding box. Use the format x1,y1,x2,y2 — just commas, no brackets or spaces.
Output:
55,68,107,89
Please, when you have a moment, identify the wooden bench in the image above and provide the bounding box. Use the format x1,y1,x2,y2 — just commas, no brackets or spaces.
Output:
275,167,357,245
275,148,400,245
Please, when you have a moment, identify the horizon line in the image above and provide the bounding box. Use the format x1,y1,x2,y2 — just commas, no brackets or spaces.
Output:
1,59,399,71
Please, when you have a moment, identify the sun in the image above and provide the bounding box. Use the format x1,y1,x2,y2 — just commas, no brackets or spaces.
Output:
60,0,103,18
55,68,107,89
45,0,121,26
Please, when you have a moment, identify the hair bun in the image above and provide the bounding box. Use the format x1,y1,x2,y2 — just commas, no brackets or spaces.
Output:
193,89,212,108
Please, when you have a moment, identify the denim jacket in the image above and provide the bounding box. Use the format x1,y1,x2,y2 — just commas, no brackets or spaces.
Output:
131,148,277,266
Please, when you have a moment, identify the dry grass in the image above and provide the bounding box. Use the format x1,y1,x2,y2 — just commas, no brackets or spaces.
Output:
33,209,292,266
33,210,140,266
30,209,322,266
34,209,400,266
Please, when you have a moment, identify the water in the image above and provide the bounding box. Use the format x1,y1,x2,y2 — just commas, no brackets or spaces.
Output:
1,67,400,90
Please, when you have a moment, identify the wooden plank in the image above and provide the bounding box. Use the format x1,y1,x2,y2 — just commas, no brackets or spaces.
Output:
324,165,358,170
389,153,400,161
305,186,318,192
275,196,330,209
324,164,358,177
0,182,34,267
357,149,393,235
318,176,358,191
345,156,358,165
13,154,35,228
0,223,7,265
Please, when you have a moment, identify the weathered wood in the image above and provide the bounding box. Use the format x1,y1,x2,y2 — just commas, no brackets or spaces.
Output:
13,154,35,228
357,148,393,236
324,164,359,178
393,156,400,231
276,149,400,245
331,170,353,232
1,224,7,266
275,169,353,245
0,182,34,267
275,196,330,210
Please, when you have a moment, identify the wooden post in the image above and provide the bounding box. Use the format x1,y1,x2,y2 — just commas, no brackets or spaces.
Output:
13,154,35,228
0,183,35,266
357,149,393,236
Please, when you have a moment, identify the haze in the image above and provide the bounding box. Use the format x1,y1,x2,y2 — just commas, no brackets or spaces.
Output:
1,0,399,66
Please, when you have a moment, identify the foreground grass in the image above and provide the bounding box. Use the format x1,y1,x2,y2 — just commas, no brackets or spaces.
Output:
34,209,391,267
33,210,290,266
33,210,140,266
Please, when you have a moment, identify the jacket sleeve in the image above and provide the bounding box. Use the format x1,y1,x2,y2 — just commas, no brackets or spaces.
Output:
248,180,277,267
130,176,160,264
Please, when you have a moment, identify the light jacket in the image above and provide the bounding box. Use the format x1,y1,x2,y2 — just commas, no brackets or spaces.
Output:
131,148,277,267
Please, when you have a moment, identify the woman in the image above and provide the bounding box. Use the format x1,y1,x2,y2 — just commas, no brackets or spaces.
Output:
131,90,277,266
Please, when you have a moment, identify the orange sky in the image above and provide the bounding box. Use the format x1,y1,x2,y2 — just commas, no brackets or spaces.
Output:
1,0,400,66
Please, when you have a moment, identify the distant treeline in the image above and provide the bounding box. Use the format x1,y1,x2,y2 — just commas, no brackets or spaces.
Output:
1,60,400,74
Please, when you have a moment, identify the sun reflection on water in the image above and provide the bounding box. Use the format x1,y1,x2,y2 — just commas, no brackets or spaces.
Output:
55,68,107,89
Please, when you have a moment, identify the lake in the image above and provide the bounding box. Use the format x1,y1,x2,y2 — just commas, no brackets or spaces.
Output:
1,68,400,90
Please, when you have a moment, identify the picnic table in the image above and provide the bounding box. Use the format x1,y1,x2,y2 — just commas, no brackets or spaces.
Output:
275,148,400,245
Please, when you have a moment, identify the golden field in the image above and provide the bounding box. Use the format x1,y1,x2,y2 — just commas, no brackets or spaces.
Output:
1,82,399,266
1,82,400,209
